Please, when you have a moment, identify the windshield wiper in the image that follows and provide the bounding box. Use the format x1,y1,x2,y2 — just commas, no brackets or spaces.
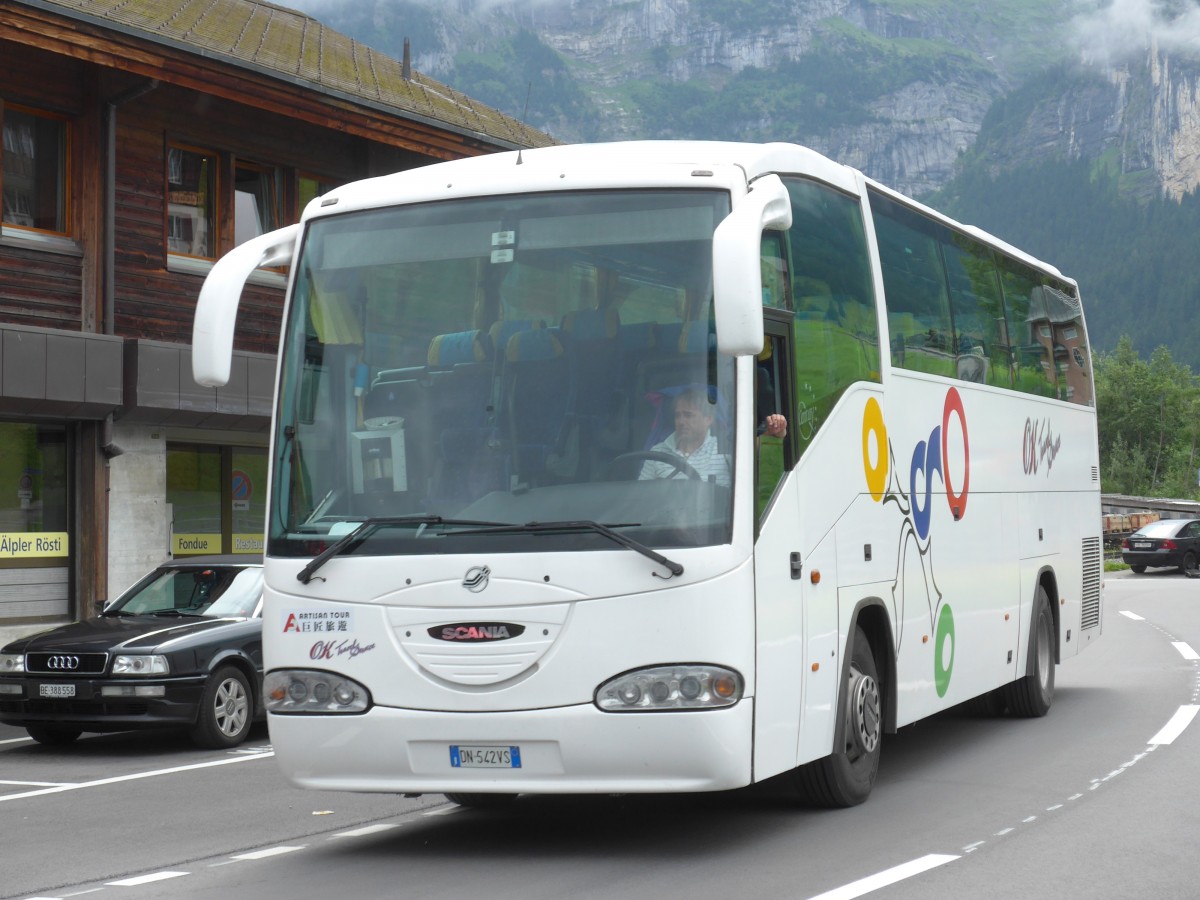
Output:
448,520,683,579
147,609,205,617
296,515,509,584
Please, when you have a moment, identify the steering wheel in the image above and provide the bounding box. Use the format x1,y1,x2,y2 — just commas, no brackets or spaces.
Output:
607,450,702,481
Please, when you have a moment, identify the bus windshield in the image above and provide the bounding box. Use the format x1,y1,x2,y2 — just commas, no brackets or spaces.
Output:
271,189,736,557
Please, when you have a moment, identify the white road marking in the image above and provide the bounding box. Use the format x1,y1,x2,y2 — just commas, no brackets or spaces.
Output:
106,872,189,886
0,779,75,787
1119,611,1144,620
1148,705,1200,745
332,823,400,838
1171,642,1199,661
422,805,461,817
805,854,959,900
231,846,305,860
0,736,34,744
0,751,274,803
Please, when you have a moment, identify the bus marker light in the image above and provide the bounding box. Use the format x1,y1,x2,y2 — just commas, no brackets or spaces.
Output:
810,570,821,584
811,663,819,673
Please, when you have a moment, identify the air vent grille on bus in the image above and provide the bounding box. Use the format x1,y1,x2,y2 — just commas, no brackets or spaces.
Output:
1081,536,1102,630
1092,466,1099,482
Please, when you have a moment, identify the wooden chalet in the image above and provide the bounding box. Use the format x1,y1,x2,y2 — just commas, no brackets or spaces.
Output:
0,0,554,636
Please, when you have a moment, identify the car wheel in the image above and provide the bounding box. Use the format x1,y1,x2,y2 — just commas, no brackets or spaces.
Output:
1180,551,1197,574
1130,565,1146,574
189,665,253,749
25,724,82,745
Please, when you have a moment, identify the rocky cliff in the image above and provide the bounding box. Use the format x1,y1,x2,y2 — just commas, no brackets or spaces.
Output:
300,0,1200,201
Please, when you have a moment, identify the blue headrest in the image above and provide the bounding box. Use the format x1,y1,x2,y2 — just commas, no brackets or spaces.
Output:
428,330,489,367
506,326,564,363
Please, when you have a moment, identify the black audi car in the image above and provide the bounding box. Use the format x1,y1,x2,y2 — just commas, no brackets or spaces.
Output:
0,556,263,748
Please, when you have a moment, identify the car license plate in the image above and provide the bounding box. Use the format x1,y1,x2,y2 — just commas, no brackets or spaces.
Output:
450,745,521,768
39,683,76,698
1132,541,1153,550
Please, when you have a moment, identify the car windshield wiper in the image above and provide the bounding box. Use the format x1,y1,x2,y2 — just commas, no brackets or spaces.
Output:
447,520,683,579
147,609,206,618
296,515,509,584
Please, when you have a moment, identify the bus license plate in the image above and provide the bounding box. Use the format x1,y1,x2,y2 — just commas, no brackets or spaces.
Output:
450,745,521,768
39,683,76,698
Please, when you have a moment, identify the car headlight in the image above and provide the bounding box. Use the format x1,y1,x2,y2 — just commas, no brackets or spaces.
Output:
264,670,370,714
0,653,24,674
111,654,169,676
595,664,743,712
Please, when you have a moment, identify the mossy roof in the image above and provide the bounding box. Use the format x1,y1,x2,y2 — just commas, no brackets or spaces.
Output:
32,0,555,149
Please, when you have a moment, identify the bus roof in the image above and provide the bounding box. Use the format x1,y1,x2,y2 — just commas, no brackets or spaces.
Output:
308,139,1073,288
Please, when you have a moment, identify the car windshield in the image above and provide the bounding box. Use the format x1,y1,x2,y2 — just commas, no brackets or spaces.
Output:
107,566,263,618
271,188,736,557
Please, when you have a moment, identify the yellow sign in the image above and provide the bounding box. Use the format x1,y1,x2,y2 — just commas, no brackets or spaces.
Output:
0,532,69,558
173,533,221,555
233,533,264,554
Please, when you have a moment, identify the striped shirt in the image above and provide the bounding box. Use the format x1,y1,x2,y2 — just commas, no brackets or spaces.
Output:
638,432,730,487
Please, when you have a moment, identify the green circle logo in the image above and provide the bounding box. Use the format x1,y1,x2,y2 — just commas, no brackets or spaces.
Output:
934,603,955,697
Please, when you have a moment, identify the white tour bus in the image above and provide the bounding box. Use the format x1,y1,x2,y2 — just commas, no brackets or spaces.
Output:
194,141,1102,807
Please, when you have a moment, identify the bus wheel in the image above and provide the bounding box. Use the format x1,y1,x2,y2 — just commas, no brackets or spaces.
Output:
1004,587,1054,718
444,793,517,809
792,627,882,807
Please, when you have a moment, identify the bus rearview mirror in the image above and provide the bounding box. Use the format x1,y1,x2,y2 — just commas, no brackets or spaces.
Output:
712,174,792,357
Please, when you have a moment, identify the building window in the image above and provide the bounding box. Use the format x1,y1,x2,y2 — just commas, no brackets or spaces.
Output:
0,423,70,623
166,144,216,258
168,444,266,556
298,173,337,213
234,161,281,247
1,106,68,234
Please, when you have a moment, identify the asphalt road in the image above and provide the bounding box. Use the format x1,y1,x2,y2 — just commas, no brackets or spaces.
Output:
2,570,1198,900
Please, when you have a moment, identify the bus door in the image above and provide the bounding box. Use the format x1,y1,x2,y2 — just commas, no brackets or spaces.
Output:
751,317,806,780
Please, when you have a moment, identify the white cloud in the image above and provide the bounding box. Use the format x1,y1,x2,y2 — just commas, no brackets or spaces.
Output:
1072,0,1200,63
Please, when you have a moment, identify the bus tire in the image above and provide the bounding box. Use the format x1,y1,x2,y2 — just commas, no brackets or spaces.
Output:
1004,586,1055,718
444,792,518,809
792,626,882,807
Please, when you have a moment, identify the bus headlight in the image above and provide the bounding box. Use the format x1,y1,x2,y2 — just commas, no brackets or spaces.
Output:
595,665,743,712
265,670,370,714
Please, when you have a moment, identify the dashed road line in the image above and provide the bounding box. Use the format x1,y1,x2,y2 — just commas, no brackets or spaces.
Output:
331,823,400,838
1119,610,1145,620
106,872,189,887
1148,705,1199,745
230,846,305,861
806,854,959,900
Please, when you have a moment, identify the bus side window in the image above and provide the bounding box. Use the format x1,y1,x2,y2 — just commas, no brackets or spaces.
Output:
942,236,1010,389
755,329,793,526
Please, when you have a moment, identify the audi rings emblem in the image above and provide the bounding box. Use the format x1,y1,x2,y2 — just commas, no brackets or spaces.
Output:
46,655,81,670
462,565,490,593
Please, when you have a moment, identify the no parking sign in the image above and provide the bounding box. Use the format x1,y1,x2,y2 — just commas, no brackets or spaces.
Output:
232,469,253,511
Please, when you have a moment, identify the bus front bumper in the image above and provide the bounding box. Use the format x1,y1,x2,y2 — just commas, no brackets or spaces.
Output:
267,700,754,795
